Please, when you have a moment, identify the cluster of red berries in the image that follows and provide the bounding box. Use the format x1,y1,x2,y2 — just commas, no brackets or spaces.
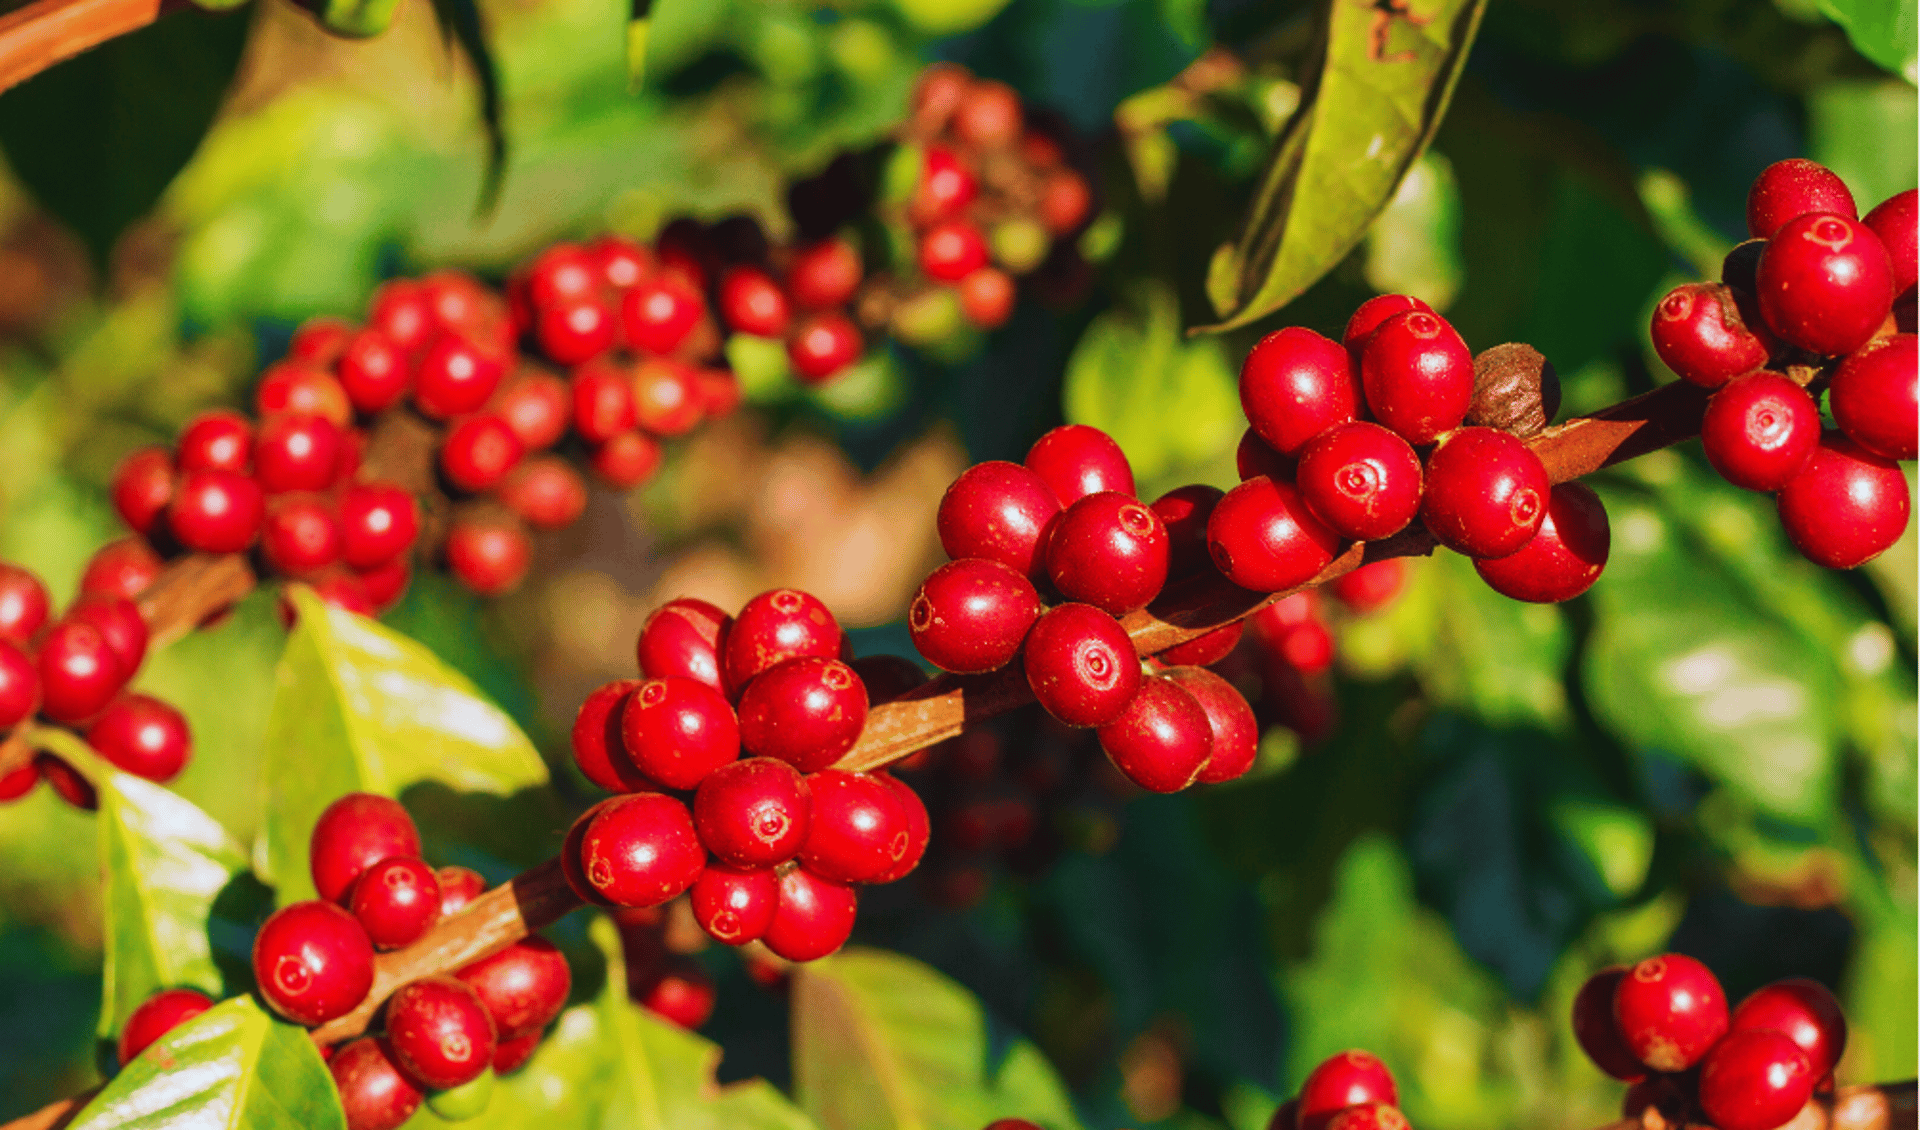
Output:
1258,1049,1408,1130
0,560,192,806
1652,161,1915,570
1573,954,1844,1130
560,591,930,964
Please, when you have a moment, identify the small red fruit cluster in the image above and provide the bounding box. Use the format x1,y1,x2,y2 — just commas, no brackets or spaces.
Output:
1220,572,1409,747
611,905,719,1030
1653,161,1914,570
0,559,193,806
1573,954,1843,1130
1265,1049,1408,1130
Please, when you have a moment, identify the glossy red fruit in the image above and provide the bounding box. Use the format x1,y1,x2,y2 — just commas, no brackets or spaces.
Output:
310,792,422,904
958,266,1016,328
763,866,858,962
622,277,706,355
347,856,440,950
252,900,376,1026
619,677,740,790
177,410,253,474
909,558,1041,674
368,279,435,353
1651,282,1775,387
578,792,706,907
936,461,1062,582
1024,603,1143,728
570,362,638,443
798,770,910,883
337,330,411,415
913,146,977,222
37,620,125,723
260,494,342,578
455,937,571,1041
1342,293,1434,359
1162,666,1258,784
1474,482,1610,603
1756,213,1894,356
493,370,571,452
1297,1050,1398,1128
1322,1105,1408,1130
920,221,990,283
1829,333,1917,460
437,866,486,917
868,774,929,883
82,538,163,601
1419,427,1549,558
289,317,353,365
1865,189,1918,311
523,243,598,309
571,679,652,793
723,589,843,693
1572,966,1647,1081
117,987,214,1064
690,864,779,944
537,298,617,366
635,960,715,1029
0,565,46,644
359,559,410,613
631,357,705,436
0,639,37,729
1046,491,1171,616
492,1032,540,1075
1613,952,1728,1073
444,511,532,595
331,1037,423,1130
87,694,190,782
1207,476,1344,593
636,598,731,694
1731,977,1848,1080
588,429,663,490
560,799,621,907
386,976,497,1090
1295,422,1423,541
255,414,343,494
1360,310,1475,445
299,569,375,620
498,456,589,530
337,484,419,569
1699,1028,1816,1130
719,266,792,337
1154,621,1242,667
736,657,869,772
1025,424,1134,505
1700,372,1821,491
1095,674,1211,793
1151,484,1224,580
693,756,812,868
168,470,265,553
788,238,863,310
256,363,354,427
440,414,524,494
66,594,148,676
787,310,863,384
1747,158,1857,239
1777,433,1911,569
1039,169,1092,235
111,447,175,535
1240,326,1359,457
413,333,507,420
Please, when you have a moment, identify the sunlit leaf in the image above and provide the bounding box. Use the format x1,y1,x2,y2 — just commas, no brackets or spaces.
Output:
1816,0,1918,80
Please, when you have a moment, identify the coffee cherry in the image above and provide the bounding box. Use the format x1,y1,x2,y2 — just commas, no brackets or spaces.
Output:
736,657,868,772
338,330,411,415
536,298,617,366
1295,422,1423,541
1240,326,1359,457
497,456,589,531
455,937,571,1041
723,589,843,692
1829,333,1917,460
386,976,497,1091
168,470,265,553
1777,433,1911,569
1651,282,1774,387
636,598,731,694
1095,674,1211,793
914,146,978,223
1699,372,1821,491
1297,1050,1398,1127
331,1037,423,1130
718,266,792,337
690,863,779,944
1474,481,1610,603
570,362,638,443
1154,621,1242,668
578,792,705,907
560,799,620,907
763,866,858,962
787,310,863,383
1149,484,1224,581
522,243,598,309
436,866,486,916
1328,558,1406,614
798,769,912,883
695,756,812,870
571,679,653,793
1419,427,1549,559
493,370,571,452
1207,476,1343,593
1162,665,1257,784
1756,213,1894,356
788,238,863,309
346,856,440,950
1045,491,1171,616
0,566,44,647
588,429,663,490
310,793,422,904
632,357,705,436
1023,603,1143,727
1322,1105,1407,1130
868,774,929,883
618,677,740,790
80,539,161,603
1025,424,1134,505
414,333,507,420
1865,188,1917,316
255,414,343,495
1747,158,1857,239
337,484,419,570
1038,169,1091,236
492,1033,539,1075
66,594,148,676
1698,1028,1815,1130
289,317,353,365
634,959,715,1030
261,493,343,581
1251,593,1334,674
1360,310,1475,445
37,620,125,723
920,222,991,283
959,267,1016,329
1731,977,1847,1080
117,987,214,1064
1612,952,1728,1072
293,570,374,621
444,510,532,595
1571,966,1646,1081
1343,293,1434,359
0,758,35,802
909,558,1042,674
111,447,175,536
177,410,253,474
252,900,375,1026
0,639,36,729
368,279,436,353
256,363,354,427
440,414,524,494
87,694,190,783
34,752,94,809
622,277,706,355
936,461,1062,582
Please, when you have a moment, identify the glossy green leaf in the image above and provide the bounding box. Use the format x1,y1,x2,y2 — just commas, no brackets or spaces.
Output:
72,997,345,1130
261,589,547,904
792,948,1083,1130
1200,0,1489,331
1816,0,1918,79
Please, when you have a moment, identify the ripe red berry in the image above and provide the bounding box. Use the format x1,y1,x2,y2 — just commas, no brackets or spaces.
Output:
1153,621,1242,668
444,510,532,595
255,364,352,429
1150,484,1224,581
868,774,929,883
168,470,265,554
1297,1050,1399,1127
1865,188,1917,315
1295,421,1423,541
289,317,353,365
632,357,705,436
493,370,571,452
691,864,778,944
693,756,812,868
261,494,342,577
1612,952,1728,1072
455,937,571,1041
1045,491,1171,616
1777,432,1911,569
331,1037,423,1130
1360,310,1475,445
560,799,621,907
736,657,868,772
798,770,912,883
1162,665,1257,784
618,677,740,790
440,414,524,494
35,752,95,809
789,239,864,310
636,597,731,694
497,456,589,531
1025,424,1134,505
1572,966,1647,1081
111,447,175,536
787,310,863,384
936,461,1062,582
368,279,435,353
436,866,486,917
81,538,162,602
953,79,1023,148
1023,603,1143,728
1700,372,1821,491
588,429,663,490
1419,427,1549,558
1756,213,1895,356
909,558,1043,674
571,679,653,793
337,484,419,569
919,222,990,283
310,793,422,904
0,564,46,643
1321,1105,1408,1130
346,856,441,950
87,694,190,783
1747,158,1857,239
959,267,1016,328
1039,169,1091,236
536,298,617,366
252,900,375,1026
1240,327,1359,457
117,987,214,1064
66,594,148,677
1730,977,1848,1080
577,792,706,907
1095,674,1211,793
1474,481,1610,603
1342,293,1434,359
1207,476,1343,593
1651,282,1774,387
718,266,792,337
177,410,253,475
570,361,638,443
385,975,497,1091
0,639,37,729
337,330,411,415
913,146,978,222
255,414,343,494
413,333,507,420
1829,333,1917,460
37,620,126,723
723,589,843,693
622,278,706,355
589,234,652,290
634,959,715,1029
763,866,858,962
523,243,598,309
1698,1028,1816,1130
492,1032,539,1075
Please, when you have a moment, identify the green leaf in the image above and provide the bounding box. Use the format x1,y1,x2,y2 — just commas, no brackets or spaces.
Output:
305,0,405,37
628,0,656,86
1199,0,1489,331
261,589,547,904
1816,0,1918,79
72,997,345,1130
792,948,1083,1130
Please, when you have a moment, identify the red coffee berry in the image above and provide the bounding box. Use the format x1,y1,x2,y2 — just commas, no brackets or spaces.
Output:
1039,169,1091,236
1865,188,1918,308
719,266,792,337
560,799,621,907
919,222,990,284
1572,966,1647,1081
177,410,253,474
723,589,843,692
255,364,352,426
1700,372,1821,491
455,937,571,1041
1026,424,1134,506
1747,158,1857,239
1295,421,1423,541
299,570,375,620
440,414,524,494
310,793,422,904
1698,1028,1816,1130
622,277,705,355
368,279,435,353
1207,476,1343,593
37,620,125,723
1236,428,1295,484
1154,621,1242,667
330,1037,423,1130
261,495,342,577
347,856,440,950
631,357,704,436
66,594,148,677
255,414,343,495
1651,282,1774,387
571,362,638,443
1045,491,1171,616
868,774,929,883
690,863,779,944
1297,1050,1399,1126
386,975,497,1090
523,243,598,308
1095,674,1212,793
953,79,1023,147
289,317,352,365
693,756,813,868
537,298,617,366
337,484,419,569
578,792,706,907
117,987,214,1064
338,330,411,415
1777,432,1911,569
959,267,1016,329
1731,977,1848,1080
493,370,571,452
1612,952,1728,1072
636,597,731,694
82,537,163,601
1360,310,1475,445
1023,603,1143,728
1151,484,1224,580
798,770,912,883
111,447,175,535
635,959,715,1029
619,677,740,791
1419,427,1549,558
937,461,1062,581
763,866,858,962
251,900,375,1026
0,639,37,729
1342,293,1434,358
1322,1105,1408,1130
87,694,190,783
588,429,663,490
1474,481,1610,603
1829,333,1917,460
1240,326,1359,457
0,759,35,802
914,146,978,222
787,310,863,383
414,333,507,420
36,752,95,810
788,238,864,310
497,456,589,530
444,510,532,595
909,558,1041,674
1162,665,1258,784
571,679,652,793
492,1032,539,1075
736,657,868,773
1756,213,1895,356
0,564,46,643
437,866,486,916
168,470,265,554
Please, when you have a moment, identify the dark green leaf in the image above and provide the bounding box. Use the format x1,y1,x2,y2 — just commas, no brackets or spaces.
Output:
1816,0,1918,78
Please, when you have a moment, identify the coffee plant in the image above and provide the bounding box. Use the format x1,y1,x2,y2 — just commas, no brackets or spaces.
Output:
0,0,1910,1129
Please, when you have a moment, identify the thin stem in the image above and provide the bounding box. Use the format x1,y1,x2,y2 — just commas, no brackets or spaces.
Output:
0,0,159,94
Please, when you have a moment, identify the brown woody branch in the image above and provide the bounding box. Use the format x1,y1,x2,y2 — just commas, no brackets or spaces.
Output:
0,0,160,94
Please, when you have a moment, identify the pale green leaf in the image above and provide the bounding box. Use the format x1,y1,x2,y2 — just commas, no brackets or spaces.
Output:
1816,0,1919,80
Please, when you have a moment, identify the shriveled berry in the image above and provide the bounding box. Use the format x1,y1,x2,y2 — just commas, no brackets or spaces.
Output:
386,975,497,1091
117,987,214,1064
331,1037,423,1130
1730,977,1848,1080
723,589,842,692
1095,674,1211,793
1474,482,1610,603
252,900,375,1026
690,863,779,944
1023,603,1143,728
1651,282,1774,387
87,694,190,782
337,484,419,569
1777,433,1911,569
909,558,1042,674
936,461,1061,581
1612,952,1728,1073
455,937,571,1041
763,866,857,962
1360,310,1475,445
636,598,731,694
1045,491,1170,616
1296,421,1423,541
1025,424,1133,505
1207,476,1343,593
1829,333,1917,460
1698,1028,1815,1130
1756,212,1894,356
1240,326,1359,457
168,470,264,554
111,447,175,536
1747,158,1857,239
578,792,705,907
1162,665,1257,784
736,657,868,773
1572,966,1646,1081
37,620,125,723
619,676,740,790
1419,427,1549,559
